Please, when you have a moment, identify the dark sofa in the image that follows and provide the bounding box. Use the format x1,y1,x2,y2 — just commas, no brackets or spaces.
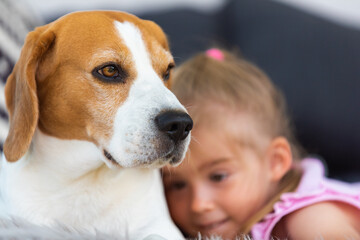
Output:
140,0,360,180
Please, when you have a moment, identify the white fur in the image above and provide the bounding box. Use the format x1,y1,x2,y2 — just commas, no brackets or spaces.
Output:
0,131,182,239
107,21,188,168
0,19,188,240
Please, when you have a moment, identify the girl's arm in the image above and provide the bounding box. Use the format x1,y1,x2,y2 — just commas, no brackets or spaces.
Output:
283,201,360,239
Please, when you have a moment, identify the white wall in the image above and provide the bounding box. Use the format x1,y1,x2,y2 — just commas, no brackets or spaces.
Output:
275,0,360,30
21,0,360,30
23,0,226,21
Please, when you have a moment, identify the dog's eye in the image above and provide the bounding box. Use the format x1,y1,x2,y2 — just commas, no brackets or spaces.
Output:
163,63,174,82
92,63,127,83
101,65,118,78
163,70,170,82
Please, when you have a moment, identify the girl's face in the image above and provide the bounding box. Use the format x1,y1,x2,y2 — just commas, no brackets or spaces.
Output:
163,124,276,239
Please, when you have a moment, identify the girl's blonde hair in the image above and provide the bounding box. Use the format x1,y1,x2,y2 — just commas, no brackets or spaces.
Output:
171,49,304,233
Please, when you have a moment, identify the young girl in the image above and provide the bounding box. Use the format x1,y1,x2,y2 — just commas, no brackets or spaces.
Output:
162,49,360,239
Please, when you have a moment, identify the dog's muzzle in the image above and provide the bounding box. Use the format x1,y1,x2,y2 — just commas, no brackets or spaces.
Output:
103,109,193,168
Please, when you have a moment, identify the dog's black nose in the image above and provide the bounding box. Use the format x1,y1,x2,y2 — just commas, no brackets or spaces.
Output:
155,111,193,143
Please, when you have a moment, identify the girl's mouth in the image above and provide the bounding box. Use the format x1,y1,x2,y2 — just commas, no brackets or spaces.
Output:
197,218,230,231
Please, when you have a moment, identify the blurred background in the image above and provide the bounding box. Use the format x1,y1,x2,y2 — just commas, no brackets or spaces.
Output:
0,0,359,180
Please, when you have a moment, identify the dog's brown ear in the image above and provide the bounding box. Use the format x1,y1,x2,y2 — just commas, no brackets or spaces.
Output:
4,25,55,162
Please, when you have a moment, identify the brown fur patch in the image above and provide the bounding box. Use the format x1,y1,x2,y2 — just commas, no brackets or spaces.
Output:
4,11,172,161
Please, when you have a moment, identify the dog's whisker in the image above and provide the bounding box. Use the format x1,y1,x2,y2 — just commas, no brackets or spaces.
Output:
172,56,183,61
191,135,200,145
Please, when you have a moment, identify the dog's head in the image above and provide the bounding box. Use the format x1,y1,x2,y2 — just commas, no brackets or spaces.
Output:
4,11,192,168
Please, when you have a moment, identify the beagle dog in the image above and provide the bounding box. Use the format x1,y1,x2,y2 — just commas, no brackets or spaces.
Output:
0,11,192,240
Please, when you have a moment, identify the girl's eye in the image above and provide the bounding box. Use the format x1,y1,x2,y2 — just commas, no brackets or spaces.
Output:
209,173,228,182
170,181,186,191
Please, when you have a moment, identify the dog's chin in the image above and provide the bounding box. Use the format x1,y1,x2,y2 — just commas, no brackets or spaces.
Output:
102,149,185,169
147,153,184,168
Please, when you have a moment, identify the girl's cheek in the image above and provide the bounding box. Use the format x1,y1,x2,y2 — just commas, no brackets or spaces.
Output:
166,187,188,208
167,195,182,217
168,194,190,225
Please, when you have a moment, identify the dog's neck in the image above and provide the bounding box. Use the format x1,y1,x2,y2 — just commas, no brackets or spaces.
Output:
3,128,162,194
0,129,171,235
27,129,106,182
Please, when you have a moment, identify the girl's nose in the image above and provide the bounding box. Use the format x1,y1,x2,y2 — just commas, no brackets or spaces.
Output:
190,186,215,213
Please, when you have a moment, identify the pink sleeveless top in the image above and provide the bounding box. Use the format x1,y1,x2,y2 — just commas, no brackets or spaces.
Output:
251,158,360,240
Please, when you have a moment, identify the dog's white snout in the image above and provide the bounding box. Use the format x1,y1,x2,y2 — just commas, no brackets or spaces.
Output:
155,111,193,144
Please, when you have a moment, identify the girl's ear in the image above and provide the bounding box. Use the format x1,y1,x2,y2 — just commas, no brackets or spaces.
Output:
266,137,293,182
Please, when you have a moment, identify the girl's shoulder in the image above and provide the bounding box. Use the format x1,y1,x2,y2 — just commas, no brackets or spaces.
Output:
251,158,360,240
283,158,360,238
283,200,360,239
